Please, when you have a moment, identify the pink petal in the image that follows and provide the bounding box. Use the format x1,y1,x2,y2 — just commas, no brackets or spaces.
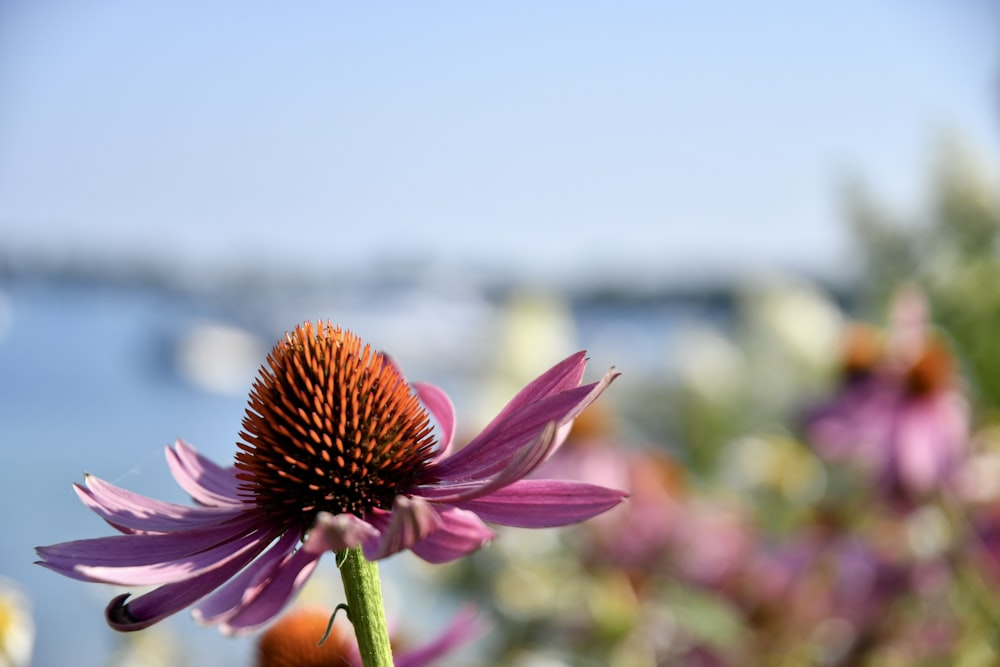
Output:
174,440,244,496
105,530,279,631
409,508,495,563
76,475,246,534
419,423,559,503
191,530,300,624
413,381,457,461
454,479,628,528
362,496,443,561
166,441,244,508
219,546,322,635
40,526,275,586
302,511,380,554
36,512,261,572
479,351,588,430
434,375,614,480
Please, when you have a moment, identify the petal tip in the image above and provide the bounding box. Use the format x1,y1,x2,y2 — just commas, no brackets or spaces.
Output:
106,593,147,632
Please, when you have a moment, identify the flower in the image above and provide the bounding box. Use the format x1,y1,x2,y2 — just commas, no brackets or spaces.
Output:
805,289,969,498
36,322,625,635
256,605,481,667
0,579,34,667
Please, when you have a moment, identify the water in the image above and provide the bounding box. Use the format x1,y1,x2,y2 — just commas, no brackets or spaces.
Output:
0,275,712,666
0,281,255,666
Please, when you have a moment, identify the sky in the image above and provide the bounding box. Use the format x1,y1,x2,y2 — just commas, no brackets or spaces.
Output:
0,1,998,287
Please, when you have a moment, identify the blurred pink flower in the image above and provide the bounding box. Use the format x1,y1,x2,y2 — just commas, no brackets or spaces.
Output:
733,527,909,660
546,430,751,589
806,289,969,498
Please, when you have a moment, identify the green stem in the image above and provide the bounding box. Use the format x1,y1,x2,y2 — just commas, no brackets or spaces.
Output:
338,546,393,667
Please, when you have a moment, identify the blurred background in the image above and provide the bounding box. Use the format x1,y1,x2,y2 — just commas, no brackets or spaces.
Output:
1,2,999,665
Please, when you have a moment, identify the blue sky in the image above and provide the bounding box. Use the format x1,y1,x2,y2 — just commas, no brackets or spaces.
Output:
1,1,997,285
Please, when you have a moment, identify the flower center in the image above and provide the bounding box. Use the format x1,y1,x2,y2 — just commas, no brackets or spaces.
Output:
234,322,437,530
257,607,357,667
840,324,882,380
904,336,953,397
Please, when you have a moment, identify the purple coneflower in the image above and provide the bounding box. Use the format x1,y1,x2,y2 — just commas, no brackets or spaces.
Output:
805,289,969,498
37,322,625,635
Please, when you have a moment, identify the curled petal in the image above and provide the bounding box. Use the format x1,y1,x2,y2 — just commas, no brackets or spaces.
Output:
454,479,628,528
105,530,278,631
363,496,443,561
303,511,380,554
409,508,495,564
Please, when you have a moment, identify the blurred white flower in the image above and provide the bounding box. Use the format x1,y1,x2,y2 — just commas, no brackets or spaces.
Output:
743,278,843,371
0,580,33,667
670,324,747,404
476,291,577,425
174,320,266,395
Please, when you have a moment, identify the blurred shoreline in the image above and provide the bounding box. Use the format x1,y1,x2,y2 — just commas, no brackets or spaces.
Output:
0,243,856,317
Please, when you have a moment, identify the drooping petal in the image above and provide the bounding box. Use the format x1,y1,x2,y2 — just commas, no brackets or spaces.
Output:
166,441,244,508
454,479,628,528
36,512,261,573
302,511,381,554
362,496,443,561
105,529,280,631
409,508,495,563
191,529,300,625
75,475,247,534
39,526,274,586
219,546,323,635
413,381,457,461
